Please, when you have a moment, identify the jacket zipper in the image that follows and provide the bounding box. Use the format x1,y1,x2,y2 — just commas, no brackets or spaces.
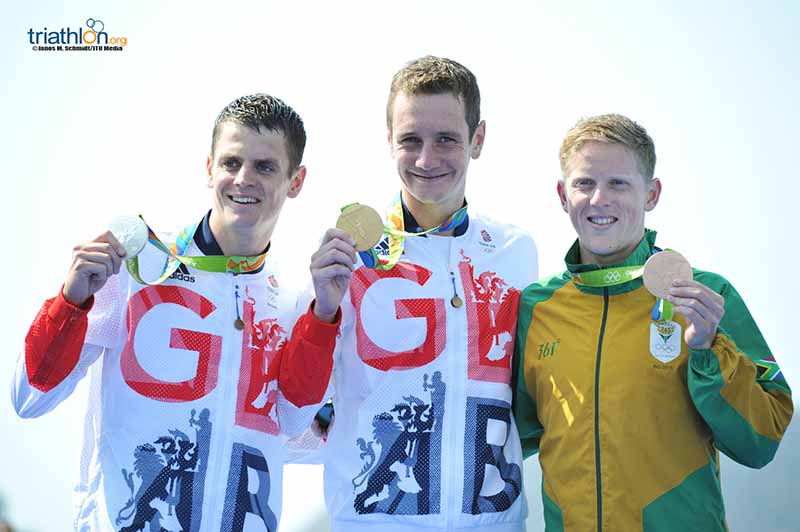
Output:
594,288,609,532
204,274,239,527
445,244,459,531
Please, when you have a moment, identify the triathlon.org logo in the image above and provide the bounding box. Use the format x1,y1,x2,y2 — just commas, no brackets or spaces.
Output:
28,18,128,52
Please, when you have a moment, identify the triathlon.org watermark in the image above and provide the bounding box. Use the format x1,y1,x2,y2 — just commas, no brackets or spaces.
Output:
28,18,128,52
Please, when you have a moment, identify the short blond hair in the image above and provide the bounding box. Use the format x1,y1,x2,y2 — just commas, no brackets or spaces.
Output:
559,113,656,179
386,55,481,138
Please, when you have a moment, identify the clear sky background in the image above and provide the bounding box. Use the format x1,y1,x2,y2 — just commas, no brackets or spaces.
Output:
1,1,798,531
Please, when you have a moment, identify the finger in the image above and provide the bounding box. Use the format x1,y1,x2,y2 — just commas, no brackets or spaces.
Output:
320,228,357,249
668,288,724,320
92,230,128,257
668,295,715,323
670,280,725,309
73,251,119,279
74,241,126,264
312,249,358,271
315,264,355,281
72,260,112,285
314,234,357,258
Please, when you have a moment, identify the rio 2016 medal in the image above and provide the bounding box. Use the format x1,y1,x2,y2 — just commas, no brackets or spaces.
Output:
336,203,384,251
108,214,149,258
643,250,693,299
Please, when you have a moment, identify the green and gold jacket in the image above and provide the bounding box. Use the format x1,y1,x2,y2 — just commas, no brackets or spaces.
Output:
512,229,793,532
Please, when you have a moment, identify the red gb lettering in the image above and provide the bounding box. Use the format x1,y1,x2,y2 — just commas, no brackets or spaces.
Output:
350,263,446,371
235,291,286,435
121,285,222,402
458,253,520,383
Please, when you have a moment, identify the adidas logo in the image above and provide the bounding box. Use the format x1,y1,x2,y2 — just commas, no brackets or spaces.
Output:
169,263,196,283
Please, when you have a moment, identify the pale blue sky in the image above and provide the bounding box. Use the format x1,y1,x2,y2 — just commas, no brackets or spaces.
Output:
1,1,798,530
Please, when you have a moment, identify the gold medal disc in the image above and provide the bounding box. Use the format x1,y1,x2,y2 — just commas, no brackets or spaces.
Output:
643,250,693,299
336,204,384,251
451,295,463,308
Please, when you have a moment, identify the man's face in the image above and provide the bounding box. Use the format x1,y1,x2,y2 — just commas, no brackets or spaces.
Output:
558,141,661,265
389,92,484,213
207,121,304,239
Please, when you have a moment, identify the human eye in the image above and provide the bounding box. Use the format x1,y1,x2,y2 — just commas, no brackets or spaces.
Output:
220,157,241,170
572,178,594,188
610,178,629,188
256,161,277,173
398,135,421,146
437,135,457,144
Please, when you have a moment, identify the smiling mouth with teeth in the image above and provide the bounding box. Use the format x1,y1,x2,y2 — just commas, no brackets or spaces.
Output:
588,216,617,226
229,196,260,205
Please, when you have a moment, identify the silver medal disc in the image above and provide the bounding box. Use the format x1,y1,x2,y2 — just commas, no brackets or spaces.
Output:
108,214,149,258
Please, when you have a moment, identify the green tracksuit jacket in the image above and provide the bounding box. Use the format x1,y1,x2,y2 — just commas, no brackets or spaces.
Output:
512,229,793,531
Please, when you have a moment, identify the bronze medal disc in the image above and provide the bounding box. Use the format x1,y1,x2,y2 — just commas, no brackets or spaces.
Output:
234,318,245,330
108,214,148,258
643,250,693,299
336,204,384,251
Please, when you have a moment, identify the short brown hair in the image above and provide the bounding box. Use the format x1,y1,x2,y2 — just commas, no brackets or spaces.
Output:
211,93,306,172
386,55,481,139
559,113,656,179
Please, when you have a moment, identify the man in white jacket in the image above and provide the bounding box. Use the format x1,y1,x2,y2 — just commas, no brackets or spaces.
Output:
321,56,538,532
13,93,357,531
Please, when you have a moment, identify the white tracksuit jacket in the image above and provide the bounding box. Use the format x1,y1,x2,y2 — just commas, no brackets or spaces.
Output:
322,210,538,532
12,228,334,532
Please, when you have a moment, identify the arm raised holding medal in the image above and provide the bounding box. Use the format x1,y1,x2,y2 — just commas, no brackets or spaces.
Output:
309,228,357,323
667,278,726,350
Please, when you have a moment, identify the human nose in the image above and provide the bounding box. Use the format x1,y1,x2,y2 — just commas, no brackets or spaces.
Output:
589,183,611,206
415,142,438,171
232,163,256,186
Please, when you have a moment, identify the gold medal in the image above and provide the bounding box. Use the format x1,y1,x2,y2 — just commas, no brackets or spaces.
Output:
336,203,384,251
451,295,463,308
643,250,693,299
234,318,245,330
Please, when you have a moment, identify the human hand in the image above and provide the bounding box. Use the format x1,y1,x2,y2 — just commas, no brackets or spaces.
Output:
667,279,725,350
310,228,357,323
62,231,127,307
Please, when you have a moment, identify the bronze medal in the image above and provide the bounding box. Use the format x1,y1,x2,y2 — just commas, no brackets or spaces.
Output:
643,250,693,299
234,318,245,330
336,204,384,251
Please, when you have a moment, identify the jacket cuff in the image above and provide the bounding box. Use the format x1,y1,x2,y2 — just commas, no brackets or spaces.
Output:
304,301,341,345
48,288,94,323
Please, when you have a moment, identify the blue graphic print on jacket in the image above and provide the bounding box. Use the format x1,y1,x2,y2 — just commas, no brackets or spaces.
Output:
116,408,212,532
353,372,446,515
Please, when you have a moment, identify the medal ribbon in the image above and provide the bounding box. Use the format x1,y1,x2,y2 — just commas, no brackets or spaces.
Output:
356,193,468,270
569,263,674,321
126,217,268,285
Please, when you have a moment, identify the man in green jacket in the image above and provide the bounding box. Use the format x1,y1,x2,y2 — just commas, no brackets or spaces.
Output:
512,113,793,531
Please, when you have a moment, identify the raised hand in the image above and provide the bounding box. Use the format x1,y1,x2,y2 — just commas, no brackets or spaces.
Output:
667,279,725,350
309,228,357,323
63,231,127,307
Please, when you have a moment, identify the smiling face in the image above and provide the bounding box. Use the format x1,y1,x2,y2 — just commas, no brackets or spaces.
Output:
389,92,485,218
558,140,661,265
207,121,305,253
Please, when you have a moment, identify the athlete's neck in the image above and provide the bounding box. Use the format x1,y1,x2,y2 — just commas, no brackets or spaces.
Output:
402,190,464,236
209,213,272,256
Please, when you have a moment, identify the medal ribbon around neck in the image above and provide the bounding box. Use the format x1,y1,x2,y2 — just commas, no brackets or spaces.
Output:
356,194,468,270
569,263,675,321
125,217,268,285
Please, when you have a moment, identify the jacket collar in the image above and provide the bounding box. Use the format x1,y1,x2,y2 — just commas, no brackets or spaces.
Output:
564,228,658,295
